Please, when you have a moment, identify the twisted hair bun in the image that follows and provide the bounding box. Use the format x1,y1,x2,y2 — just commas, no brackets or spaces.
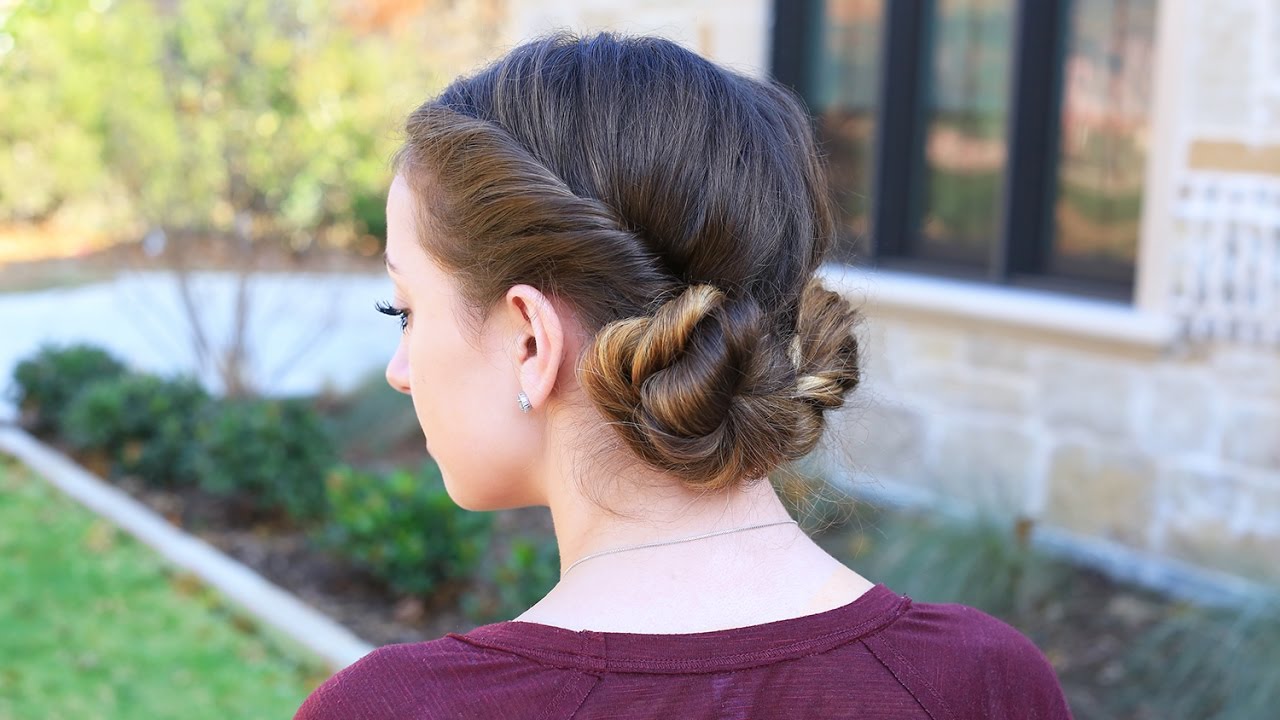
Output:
580,278,861,492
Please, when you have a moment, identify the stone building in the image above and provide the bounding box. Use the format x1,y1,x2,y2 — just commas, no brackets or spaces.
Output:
488,0,1279,595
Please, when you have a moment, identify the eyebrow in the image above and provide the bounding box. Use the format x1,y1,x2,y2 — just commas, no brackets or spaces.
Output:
383,251,398,273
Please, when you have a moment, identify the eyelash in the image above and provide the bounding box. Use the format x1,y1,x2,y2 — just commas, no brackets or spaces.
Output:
375,300,410,333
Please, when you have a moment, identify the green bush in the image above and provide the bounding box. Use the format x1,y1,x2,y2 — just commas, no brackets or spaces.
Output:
350,190,388,242
61,373,209,487
316,370,421,469
194,398,336,520
322,463,493,598
462,536,560,624
9,344,128,434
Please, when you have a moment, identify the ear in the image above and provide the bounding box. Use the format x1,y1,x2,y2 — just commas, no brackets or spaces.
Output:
503,284,566,411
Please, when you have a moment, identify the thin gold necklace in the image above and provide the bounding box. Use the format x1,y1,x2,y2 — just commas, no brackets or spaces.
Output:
559,519,799,577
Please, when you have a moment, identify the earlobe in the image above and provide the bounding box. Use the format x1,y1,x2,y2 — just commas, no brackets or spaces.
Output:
507,285,565,411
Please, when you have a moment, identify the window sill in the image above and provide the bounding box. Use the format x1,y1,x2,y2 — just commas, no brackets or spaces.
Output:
818,264,1180,351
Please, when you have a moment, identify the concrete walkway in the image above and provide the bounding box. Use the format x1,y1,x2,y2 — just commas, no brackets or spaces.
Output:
0,271,400,416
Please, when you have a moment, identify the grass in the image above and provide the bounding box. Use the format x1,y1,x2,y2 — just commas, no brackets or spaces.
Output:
1109,597,1280,719
0,455,325,720
839,511,1065,617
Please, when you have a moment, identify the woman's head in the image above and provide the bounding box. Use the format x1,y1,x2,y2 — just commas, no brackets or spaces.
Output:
384,32,861,511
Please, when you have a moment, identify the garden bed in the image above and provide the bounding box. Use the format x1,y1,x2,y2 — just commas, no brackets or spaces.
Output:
116,477,555,648
0,225,385,295
7,343,562,650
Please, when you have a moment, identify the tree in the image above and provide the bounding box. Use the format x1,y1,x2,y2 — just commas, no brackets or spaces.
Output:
0,0,134,227
107,0,429,395
1,0,468,395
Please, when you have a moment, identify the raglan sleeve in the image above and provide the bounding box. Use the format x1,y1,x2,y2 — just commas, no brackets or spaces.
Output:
951,606,1074,720
868,602,1074,720
293,645,425,720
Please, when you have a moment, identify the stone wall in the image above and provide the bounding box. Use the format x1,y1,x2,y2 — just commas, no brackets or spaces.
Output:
821,311,1280,586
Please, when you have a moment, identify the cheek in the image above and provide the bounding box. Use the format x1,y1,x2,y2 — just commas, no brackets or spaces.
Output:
404,325,525,506
406,311,512,423
407,319,491,448
405,325,468,437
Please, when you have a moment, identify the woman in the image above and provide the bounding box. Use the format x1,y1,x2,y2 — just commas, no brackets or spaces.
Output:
297,32,1072,719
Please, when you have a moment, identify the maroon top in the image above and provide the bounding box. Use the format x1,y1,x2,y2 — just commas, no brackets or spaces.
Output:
295,584,1073,719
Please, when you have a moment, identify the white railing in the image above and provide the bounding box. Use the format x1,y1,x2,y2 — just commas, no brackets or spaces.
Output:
1172,172,1280,345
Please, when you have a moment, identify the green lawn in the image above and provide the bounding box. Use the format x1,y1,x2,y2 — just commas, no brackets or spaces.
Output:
0,455,322,720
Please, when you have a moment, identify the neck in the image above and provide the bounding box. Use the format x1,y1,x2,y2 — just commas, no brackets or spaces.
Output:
513,399,866,631
538,437,801,579
519,447,867,631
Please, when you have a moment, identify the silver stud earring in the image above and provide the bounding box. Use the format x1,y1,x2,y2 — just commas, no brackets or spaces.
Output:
517,391,532,413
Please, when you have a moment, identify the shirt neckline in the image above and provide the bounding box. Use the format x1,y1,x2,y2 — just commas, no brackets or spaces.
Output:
447,583,910,674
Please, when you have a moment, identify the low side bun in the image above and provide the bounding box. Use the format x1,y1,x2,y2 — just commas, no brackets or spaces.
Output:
581,278,863,492
582,285,782,491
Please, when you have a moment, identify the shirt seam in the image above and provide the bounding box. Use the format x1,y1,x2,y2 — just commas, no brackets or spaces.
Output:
536,672,600,720
861,634,958,720
449,595,912,674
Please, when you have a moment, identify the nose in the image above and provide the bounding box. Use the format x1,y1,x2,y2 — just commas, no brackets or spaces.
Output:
385,340,411,395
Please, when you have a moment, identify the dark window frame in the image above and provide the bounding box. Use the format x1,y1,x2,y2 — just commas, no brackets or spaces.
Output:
771,0,1138,302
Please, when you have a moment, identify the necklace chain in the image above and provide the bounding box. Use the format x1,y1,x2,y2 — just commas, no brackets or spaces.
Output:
559,519,799,577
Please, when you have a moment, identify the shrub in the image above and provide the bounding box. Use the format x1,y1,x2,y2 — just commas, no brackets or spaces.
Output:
61,372,209,487
194,397,336,520
322,463,493,598
9,344,128,434
351,189,388,242
316,370,422,469
462,535,560,624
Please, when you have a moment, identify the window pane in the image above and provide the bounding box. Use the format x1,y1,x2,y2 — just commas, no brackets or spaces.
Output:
917,0,1015,266
812,0,885,261
1051,0,1156,281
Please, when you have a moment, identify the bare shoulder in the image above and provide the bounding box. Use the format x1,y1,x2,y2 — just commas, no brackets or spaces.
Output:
869,599,1074,720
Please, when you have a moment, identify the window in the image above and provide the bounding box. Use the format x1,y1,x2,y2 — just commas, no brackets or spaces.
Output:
772,0,1159,299
805,0,887,263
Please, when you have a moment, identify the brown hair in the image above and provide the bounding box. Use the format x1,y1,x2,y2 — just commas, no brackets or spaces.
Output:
393,32,861,494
